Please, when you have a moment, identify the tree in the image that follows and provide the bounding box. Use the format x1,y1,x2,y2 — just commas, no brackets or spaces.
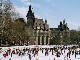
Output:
70,30,78,44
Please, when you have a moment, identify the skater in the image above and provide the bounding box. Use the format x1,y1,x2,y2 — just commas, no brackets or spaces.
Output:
67,53,68,57
28,53,31,60
69,52,70,58
42,49,43,53
11,52,12,57
75,51,76,58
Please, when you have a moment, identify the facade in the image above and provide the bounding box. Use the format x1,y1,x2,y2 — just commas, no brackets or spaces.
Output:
26,5,70,45
26,5,50,45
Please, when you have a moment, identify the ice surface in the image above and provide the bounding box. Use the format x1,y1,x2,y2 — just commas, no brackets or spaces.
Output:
0,45,80,60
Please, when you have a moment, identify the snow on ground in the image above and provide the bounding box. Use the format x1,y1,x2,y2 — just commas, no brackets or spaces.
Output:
0,45,80,60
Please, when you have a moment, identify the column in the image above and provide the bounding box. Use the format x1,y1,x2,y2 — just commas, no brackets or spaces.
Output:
44,36,46,45
48,37,50,45
40,36,42,45
35,37,38,45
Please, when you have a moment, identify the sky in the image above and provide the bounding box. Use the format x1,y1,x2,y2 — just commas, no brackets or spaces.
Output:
10,0,80,30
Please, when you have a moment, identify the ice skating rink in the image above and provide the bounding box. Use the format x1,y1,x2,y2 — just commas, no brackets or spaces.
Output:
0,45,80,60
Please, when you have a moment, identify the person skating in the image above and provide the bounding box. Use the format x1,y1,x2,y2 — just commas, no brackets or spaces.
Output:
28,53,31,60
75,50,76,58
11,52,12,57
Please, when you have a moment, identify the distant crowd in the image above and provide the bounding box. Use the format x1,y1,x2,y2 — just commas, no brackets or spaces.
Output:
0,45,80,60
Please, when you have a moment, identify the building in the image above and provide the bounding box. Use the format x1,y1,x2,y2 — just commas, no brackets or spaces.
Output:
26,5,50,45
50,20,70,45
26,5,70,45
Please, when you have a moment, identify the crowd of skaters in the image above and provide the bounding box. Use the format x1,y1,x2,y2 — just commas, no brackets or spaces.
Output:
0,45,80,60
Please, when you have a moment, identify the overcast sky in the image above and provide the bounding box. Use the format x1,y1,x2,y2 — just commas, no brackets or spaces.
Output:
10,0,80,30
